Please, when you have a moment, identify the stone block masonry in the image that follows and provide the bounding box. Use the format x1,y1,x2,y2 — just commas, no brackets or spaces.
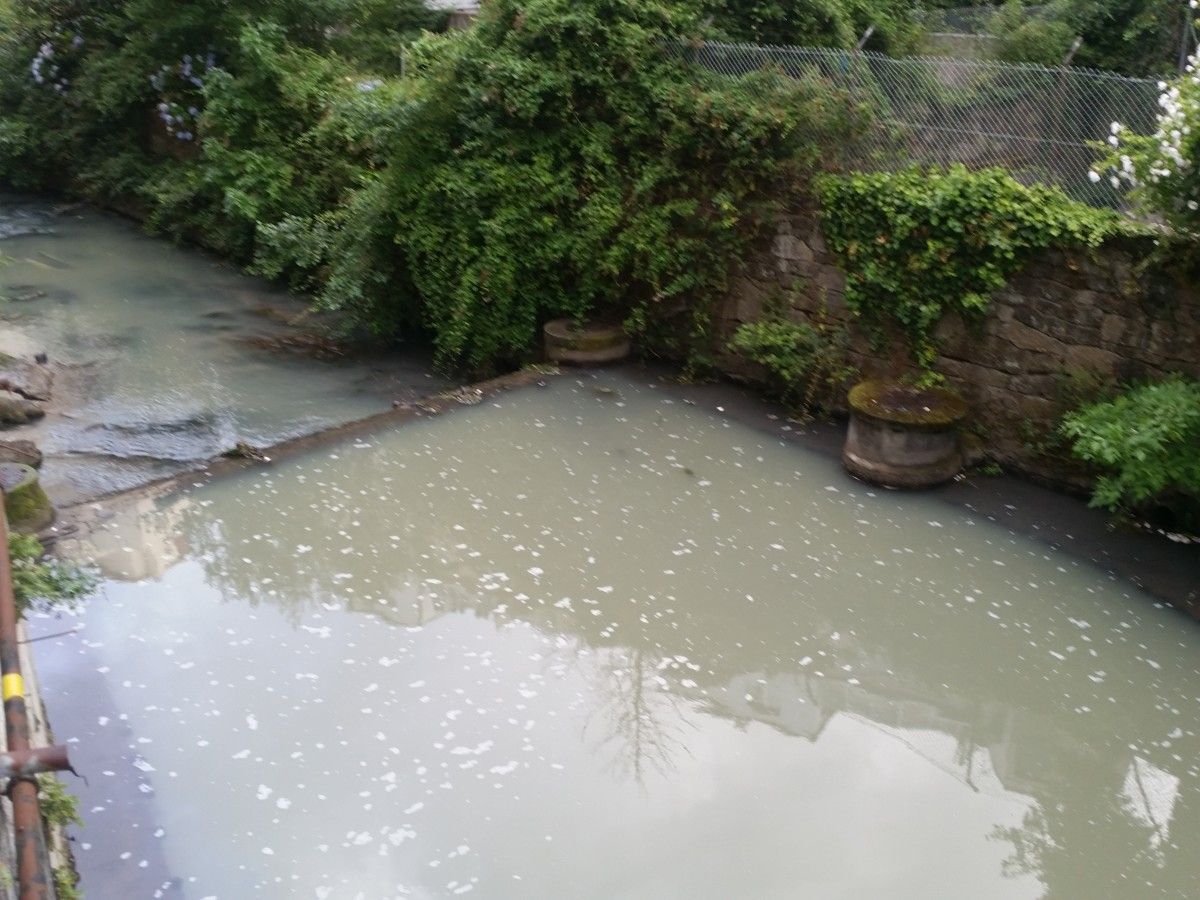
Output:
716,207,1200,489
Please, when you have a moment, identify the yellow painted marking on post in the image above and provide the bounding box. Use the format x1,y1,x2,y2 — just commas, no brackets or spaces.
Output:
2,674,24,701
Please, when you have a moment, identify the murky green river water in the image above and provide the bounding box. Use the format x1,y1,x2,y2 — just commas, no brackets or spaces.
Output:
34,372,1200,899
0,198,443,503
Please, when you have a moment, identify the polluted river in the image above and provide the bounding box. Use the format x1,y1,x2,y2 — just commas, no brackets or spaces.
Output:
4,199,1200,899
0,198,445,505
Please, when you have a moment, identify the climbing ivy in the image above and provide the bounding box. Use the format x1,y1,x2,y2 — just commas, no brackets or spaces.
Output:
816,166,1125,375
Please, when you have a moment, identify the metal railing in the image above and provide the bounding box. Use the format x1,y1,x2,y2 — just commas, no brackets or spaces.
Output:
673,40,1161,207
0,498,73,900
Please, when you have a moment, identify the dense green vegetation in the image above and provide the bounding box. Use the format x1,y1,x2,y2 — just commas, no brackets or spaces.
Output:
7,533,96,615
694,0,924,54
728,314,856,414
816,166,1123,376
1062,377,1200,529
1,0,870,372
0,0,441,259
988,0,1185,76
331,1,866,370
3,0,1182,376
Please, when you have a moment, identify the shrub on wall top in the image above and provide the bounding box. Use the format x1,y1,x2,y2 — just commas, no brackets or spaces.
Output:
1097,37,1200,234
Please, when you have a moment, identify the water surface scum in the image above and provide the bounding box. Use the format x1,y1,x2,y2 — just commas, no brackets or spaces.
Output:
36,373,1200,899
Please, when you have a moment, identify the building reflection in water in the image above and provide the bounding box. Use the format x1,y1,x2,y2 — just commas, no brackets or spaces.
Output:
61,476,1200,897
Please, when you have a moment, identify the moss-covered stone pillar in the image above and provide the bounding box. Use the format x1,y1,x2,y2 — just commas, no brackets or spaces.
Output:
842,379,968,489
544,320,631,365
0,463,54,533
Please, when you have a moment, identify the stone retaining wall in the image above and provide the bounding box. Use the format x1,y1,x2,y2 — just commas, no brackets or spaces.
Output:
716,206,1200,488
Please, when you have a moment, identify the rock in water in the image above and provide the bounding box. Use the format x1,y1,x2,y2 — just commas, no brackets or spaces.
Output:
0,207,55,240
4,286,48,303
0,394,45,426
0,463,54,533
0,440,42,469
74,409,232,462
0,355,53,402
223,441,269,462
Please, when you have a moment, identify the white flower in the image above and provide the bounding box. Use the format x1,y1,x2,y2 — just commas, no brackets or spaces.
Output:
1088,170,1101,183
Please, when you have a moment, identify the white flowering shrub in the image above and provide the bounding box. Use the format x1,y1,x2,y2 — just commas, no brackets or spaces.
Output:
1093,19,1200,230
28,29,84,94
150,52,218,143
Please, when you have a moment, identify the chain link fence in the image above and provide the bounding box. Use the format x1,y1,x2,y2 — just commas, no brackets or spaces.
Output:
674,40,1161,208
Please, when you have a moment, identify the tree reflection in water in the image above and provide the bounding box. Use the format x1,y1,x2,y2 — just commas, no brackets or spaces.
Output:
585,646,696,786
61,382,1200,898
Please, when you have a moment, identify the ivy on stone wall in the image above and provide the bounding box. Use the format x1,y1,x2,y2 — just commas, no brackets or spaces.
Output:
816,166,1127,376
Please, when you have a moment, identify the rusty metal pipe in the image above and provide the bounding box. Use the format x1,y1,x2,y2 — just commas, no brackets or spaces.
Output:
0,491,57,900
0,747,72,781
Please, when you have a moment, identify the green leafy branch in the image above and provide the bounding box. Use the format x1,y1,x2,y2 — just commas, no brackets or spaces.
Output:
1061,376,1200,525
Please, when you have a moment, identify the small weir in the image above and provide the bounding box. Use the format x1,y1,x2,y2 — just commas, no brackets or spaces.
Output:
0,198,446,505
32,372,1200,899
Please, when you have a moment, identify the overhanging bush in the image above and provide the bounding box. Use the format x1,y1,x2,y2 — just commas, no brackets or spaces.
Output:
0,0,437,252
304,0,871,372
7,533,96,615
